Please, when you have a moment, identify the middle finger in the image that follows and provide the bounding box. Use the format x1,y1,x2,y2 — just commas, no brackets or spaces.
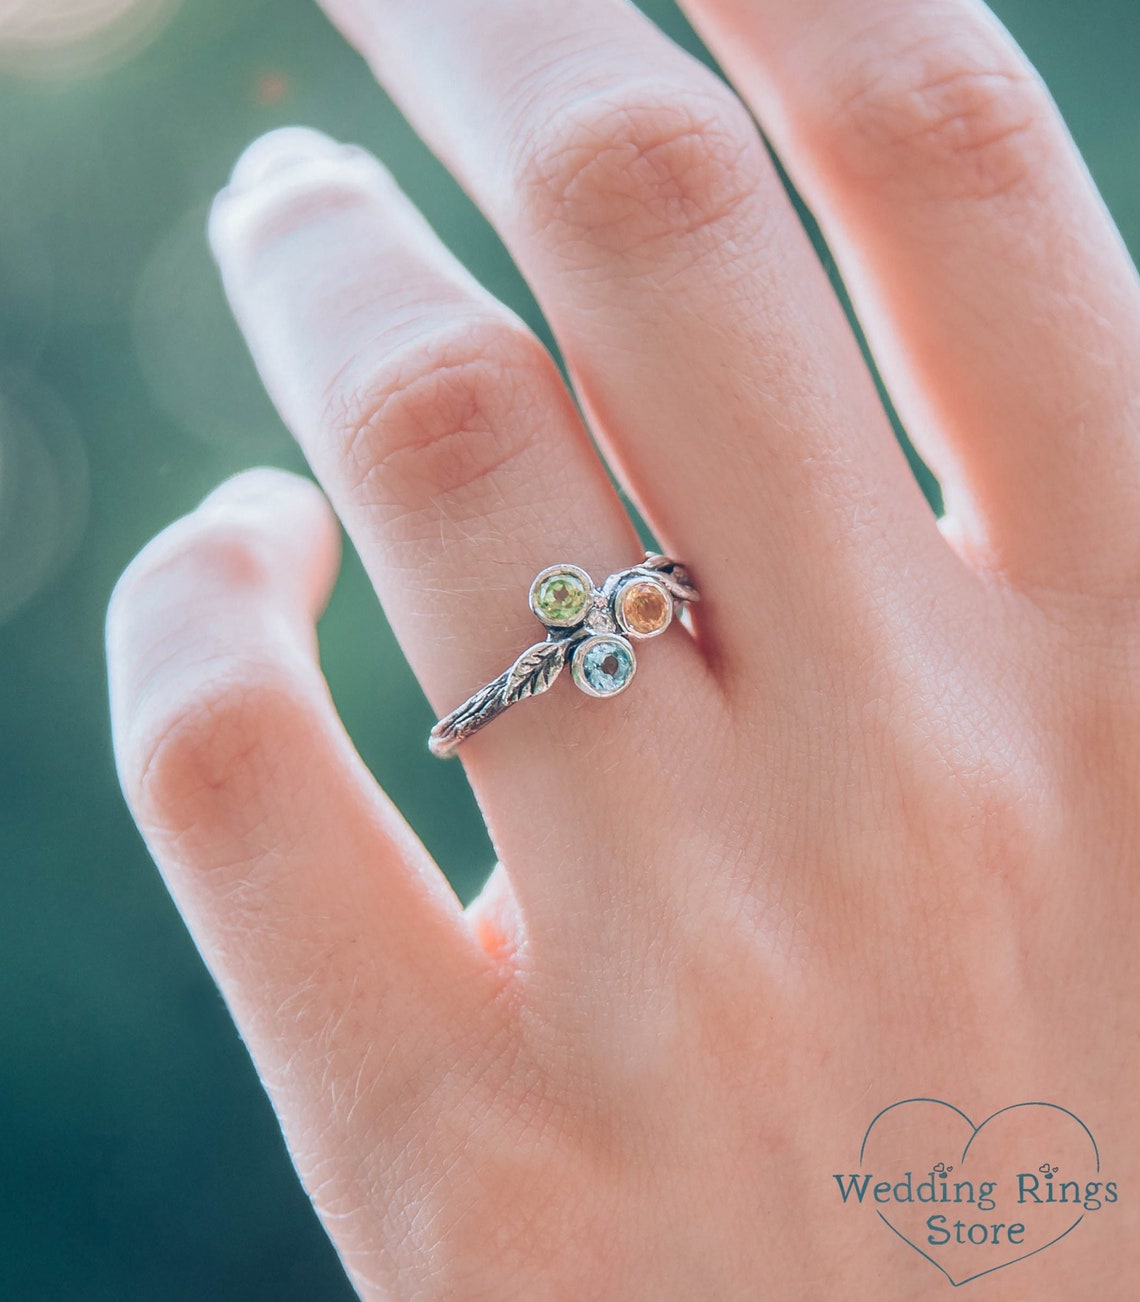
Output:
320,0,960,676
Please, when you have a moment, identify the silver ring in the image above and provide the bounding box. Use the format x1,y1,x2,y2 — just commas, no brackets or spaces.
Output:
428,553,699,758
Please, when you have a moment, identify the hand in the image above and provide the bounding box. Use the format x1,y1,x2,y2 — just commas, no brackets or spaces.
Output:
107,1,1140,1296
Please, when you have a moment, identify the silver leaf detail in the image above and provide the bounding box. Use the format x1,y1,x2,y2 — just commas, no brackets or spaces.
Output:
505,638,571,703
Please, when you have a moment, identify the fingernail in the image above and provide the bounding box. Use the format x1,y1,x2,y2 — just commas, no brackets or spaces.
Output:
225,126,346,195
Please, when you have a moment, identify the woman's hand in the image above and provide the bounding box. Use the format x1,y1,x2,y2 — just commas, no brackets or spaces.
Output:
107,1,1140,1296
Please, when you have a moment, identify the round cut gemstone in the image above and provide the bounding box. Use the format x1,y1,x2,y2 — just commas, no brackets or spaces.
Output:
534,570,589,624
618,579,670,636
574,637,635,697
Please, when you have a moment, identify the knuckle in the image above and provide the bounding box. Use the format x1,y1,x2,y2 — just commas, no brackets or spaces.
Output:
108,517,280,671
823,29,1052,200
110,512,302,843
511,82,764,256
322,319,553,525
119,515,278,604
125,666,298,842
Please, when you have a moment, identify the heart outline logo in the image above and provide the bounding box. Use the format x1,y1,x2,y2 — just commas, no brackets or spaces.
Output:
859,1098,1100,1287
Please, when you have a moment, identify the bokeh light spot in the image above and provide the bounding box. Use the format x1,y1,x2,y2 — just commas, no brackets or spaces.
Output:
0,373,89,626
255,70,290,106
132,203,288,454
0,205,53,368
0,0,181,80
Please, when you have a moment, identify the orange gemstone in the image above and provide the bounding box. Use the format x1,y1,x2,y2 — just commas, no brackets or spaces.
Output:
620,580,669,634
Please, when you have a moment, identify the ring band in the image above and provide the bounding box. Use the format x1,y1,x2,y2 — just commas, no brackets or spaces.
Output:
428,553,699,758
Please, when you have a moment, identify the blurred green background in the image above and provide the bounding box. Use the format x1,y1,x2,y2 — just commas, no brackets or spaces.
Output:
1,0,1138,1296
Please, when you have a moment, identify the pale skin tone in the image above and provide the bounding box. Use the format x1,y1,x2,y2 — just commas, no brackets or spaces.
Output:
105,0,1140,1296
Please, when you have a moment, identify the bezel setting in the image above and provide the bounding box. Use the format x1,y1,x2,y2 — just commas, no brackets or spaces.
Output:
613,574,673,639
570,634,637,698
529,563,593,627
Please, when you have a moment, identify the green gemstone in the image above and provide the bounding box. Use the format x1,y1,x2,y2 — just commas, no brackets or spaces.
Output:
535,571,589,623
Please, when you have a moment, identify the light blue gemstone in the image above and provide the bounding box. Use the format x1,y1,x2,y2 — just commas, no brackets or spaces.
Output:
580,639,634,695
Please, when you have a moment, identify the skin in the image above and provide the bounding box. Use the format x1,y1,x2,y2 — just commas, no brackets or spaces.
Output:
106,0,1140,1297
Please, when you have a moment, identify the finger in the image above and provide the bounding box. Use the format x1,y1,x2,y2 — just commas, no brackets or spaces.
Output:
315,0,957,670
680,0,1140,600
207,130,720,953
107,468,509,1294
